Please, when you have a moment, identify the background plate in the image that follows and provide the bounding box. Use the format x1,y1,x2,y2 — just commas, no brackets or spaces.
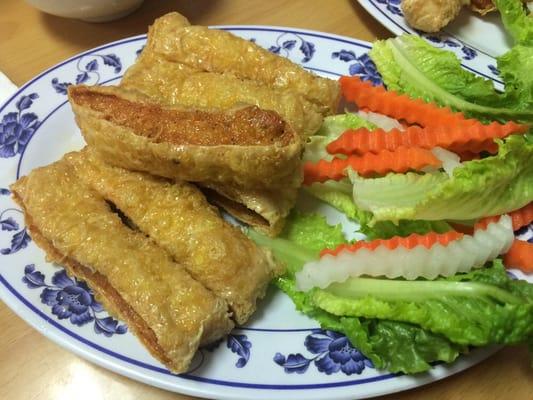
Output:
0,26,531,400
356,0,512,89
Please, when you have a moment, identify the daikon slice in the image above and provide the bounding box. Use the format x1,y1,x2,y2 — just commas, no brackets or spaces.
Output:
356,110,405,131
295,215,513,291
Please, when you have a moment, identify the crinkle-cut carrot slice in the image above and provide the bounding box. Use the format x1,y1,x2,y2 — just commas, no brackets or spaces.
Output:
340,76,466,127
509,203,533,231
340,76,529,134
503,240,533,273
327,123,523,156
320,231,464,258
303,147,440,184
476,204,533,231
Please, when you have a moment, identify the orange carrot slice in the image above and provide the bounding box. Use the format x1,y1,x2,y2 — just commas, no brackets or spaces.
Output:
503,240,533,273
327,124,522,156
340,76,467,128
303,147,441,184
320,231,464,258
509,203,533,231
339,76,529,135
475,204,533,231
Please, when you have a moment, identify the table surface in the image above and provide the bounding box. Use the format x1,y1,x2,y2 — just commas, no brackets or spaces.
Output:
0,1,531,399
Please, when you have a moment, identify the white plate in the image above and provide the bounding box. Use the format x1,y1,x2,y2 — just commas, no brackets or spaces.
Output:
0,26,531,400
357,0,512,89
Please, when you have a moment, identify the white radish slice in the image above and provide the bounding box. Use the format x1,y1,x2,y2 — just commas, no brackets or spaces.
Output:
356,110,405,131
295,215,514,291
431,147,462,176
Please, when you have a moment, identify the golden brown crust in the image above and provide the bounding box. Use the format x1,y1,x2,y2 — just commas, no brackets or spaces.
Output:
69,84,303,190
66,149,282,325
10,159,234,373
121,51,326,138
200,182,298,237
70,85,293,147
146,13,340,113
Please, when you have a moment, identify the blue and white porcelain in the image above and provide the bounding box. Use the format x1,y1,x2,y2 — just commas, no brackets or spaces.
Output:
0,27,531,400
357,0,514,89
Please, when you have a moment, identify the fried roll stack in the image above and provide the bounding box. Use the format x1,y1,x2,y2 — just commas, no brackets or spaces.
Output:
66,150,280,324
69,85,302,191
113,12,340,235
11,152,280,373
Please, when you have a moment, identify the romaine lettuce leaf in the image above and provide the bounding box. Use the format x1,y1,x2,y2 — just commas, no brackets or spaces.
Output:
313,261,533,346
303,114,375,163
277,276,464,373
265,212,464,373
497,45,533,110
369,35,533,122
250,212,533,372
493,0,533,46
349,135,533,222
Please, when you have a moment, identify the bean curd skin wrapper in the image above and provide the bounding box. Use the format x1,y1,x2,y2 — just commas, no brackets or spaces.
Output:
10,158,234,373
146,12,340,113
68,85,303,191
121,52,326,138
66,149,282,324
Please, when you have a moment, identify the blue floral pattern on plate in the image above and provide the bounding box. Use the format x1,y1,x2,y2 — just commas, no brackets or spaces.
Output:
0,93,39,158
22,264,127,336
51,54,122,94
268,33,316,63
424,35,478,61
331,50,382,85
0,202,30,255
227,333,252,368
375,0,402,16
274,330,374,375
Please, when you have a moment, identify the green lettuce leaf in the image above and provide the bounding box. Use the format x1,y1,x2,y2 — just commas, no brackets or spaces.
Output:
313,260,533,346
369,35,533,122
267,213,464,373
493,0,533,46
349,135,533,222
497,45,533,110
277,276,464,373
303,114,375,163
302,114,453,236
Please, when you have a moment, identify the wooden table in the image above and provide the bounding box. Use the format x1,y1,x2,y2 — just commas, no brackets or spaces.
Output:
0,1,531,399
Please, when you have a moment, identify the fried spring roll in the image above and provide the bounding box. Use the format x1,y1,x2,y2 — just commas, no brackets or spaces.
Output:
121,53,325,138
11,158,233,373
146,12,340,113
66,149,282,324
68,85,303,190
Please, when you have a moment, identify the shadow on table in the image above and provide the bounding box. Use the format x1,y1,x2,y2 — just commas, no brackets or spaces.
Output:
348,0,393,40
38,0,220,48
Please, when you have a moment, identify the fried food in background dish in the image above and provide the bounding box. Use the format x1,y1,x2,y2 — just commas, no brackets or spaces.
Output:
68,85,303,190
200,183,297,237
10,157,234,374
470,0,497,14
146,12,339,113
402,0,529,32
121,52,325,138
402,0,464,33
66,149,282,324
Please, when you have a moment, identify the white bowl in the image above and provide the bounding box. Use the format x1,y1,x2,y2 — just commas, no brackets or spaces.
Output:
25,0,145,22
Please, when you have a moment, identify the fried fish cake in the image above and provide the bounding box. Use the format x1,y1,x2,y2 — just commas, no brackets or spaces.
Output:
66,149,282,324
11,157,233,373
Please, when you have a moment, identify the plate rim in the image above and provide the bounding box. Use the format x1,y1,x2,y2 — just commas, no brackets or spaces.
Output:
355,0,504,85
